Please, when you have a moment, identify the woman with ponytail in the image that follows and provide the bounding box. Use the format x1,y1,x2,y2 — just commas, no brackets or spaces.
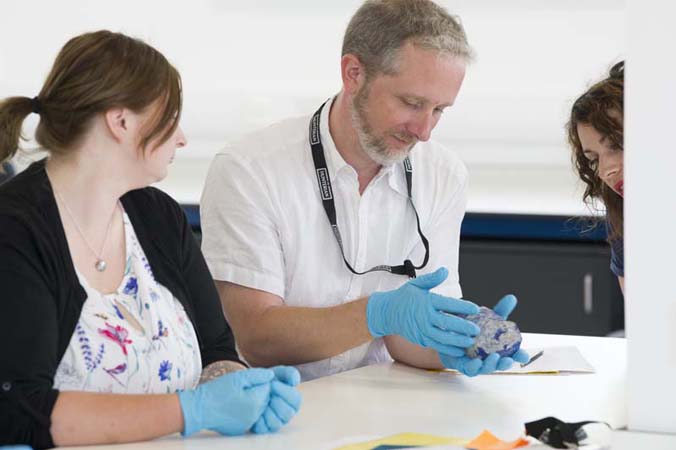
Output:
567,61,625,292
0,31,300,449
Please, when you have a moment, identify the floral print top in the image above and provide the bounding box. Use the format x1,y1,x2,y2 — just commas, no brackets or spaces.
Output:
54,211,202,394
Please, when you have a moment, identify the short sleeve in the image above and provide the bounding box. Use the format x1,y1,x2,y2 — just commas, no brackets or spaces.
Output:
200,153,286,298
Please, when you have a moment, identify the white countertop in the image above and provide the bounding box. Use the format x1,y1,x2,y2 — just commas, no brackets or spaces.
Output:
58,332,665,450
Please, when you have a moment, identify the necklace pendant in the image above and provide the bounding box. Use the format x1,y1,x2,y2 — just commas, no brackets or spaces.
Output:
95,259,107,272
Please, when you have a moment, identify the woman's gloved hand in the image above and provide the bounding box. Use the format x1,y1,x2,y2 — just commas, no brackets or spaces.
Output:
178,368,274,436
251,366,302,434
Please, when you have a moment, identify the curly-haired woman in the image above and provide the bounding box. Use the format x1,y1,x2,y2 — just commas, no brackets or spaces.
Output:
567,61,625,292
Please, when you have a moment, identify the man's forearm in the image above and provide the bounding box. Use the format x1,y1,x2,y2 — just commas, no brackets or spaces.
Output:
384,335,444,370
240,299,373,367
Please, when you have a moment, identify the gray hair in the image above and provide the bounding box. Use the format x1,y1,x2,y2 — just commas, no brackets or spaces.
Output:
342,0,473,78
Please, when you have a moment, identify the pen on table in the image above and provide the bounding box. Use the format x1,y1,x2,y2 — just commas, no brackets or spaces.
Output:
521,350,544,368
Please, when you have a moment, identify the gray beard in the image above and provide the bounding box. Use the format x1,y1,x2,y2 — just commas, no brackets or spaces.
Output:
350,91,412,167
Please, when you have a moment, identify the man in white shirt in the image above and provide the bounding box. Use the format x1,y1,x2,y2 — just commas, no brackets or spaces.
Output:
201,0,528,381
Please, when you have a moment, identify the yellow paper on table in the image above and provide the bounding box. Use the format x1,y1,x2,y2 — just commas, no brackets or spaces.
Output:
332,432,468,450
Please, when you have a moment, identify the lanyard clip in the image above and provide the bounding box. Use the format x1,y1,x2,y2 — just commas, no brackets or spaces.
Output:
403,259,417,279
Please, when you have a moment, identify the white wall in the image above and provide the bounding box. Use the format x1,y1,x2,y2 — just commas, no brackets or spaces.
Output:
0,1,624,214
625,0,676,434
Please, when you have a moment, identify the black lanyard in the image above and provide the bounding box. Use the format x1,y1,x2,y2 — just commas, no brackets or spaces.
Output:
308,101,429,279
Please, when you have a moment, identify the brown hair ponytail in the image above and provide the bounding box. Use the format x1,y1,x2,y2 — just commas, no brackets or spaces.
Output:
0,96,36,164
0,30,182,165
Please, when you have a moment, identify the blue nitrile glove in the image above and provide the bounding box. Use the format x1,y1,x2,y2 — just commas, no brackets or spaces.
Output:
178,367,274,436
491,294,529,366
252,366,303,434
367,267,481,356
438,294,530,377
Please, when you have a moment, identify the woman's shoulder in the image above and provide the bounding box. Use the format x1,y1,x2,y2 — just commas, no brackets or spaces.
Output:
0,159,49,205
123,186,183,218
0,159,54,232
122,186,187,241
0,163,58,272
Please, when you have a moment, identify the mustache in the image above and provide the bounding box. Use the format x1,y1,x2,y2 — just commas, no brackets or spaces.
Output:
392,132,418,146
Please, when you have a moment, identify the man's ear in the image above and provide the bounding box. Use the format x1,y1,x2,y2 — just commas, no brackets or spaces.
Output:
103,107,129,143
341,53,367,96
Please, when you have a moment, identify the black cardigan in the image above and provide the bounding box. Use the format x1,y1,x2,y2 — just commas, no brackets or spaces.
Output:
0,160,242,448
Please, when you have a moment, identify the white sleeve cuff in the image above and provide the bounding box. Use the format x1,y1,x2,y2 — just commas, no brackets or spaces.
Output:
205,258,285,299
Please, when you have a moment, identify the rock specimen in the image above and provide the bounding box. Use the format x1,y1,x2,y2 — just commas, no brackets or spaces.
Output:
463,307,522,359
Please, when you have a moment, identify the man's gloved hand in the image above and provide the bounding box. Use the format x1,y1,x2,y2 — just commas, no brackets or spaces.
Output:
252,366,303,434
438,294,530,376
178,368,274,436
367,267,481,357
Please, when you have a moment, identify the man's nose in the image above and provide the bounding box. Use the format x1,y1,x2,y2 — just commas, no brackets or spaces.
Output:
407,112,435,142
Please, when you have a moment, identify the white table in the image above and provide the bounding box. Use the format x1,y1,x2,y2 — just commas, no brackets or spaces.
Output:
61,333,676,449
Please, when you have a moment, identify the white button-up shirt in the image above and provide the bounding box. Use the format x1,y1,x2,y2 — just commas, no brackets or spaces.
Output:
200,97,468,381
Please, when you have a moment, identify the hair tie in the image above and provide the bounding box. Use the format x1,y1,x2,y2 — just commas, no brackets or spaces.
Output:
31,96,42,115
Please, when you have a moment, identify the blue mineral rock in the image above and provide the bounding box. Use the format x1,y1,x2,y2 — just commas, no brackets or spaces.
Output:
463,307,521,359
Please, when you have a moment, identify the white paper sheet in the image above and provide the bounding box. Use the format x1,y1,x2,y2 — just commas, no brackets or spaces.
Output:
500,346,595,374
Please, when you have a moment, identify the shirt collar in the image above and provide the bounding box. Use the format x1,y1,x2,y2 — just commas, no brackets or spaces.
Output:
387,161,409,198
318,95,411,198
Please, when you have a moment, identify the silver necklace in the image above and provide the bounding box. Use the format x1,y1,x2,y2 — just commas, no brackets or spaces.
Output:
53,188,118,272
